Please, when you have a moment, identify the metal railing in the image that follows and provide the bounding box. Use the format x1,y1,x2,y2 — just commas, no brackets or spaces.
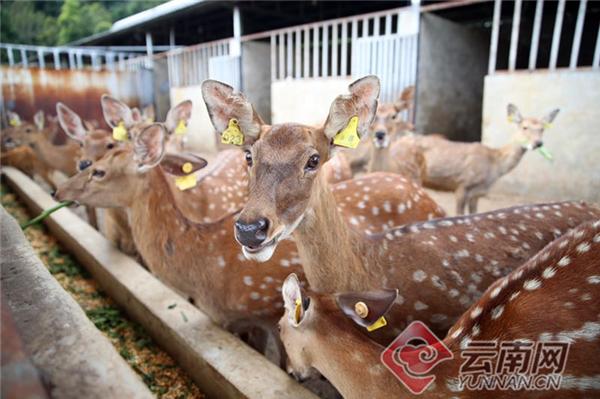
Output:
0,43,150,71
489,0,599,74
164,39,232,87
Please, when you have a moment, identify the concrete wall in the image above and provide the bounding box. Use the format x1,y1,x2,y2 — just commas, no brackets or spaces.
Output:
242,41,271,124
482,70,600,202
271,77,353,125
415,14,488,141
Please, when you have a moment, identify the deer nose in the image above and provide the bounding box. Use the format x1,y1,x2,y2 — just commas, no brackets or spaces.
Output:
235,218,269,248
78,159,92,171
375,131,386,140
532,140,543,149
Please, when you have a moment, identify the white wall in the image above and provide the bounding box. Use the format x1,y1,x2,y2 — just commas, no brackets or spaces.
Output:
170,85,217,153
271,77,353,126
482,70,600,202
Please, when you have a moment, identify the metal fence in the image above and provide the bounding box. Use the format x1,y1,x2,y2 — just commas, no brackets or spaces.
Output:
489,0,599,74
0,43,151,71
165,39,232,87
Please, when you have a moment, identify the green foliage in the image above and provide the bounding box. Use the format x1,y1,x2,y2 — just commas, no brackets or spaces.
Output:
0,0,164,46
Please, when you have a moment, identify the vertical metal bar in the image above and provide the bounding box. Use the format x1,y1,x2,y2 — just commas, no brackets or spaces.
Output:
286,31,293,78
278,32,285,80
396,9,402,35
362,17,369,37
295,29,301,79
53,49,60,70
351,19,358,75
170,27,176,48
385,13,392,35
37,49,45,68
529,0,544,70
21,49,28,67
341,22,348,76
508,0,522,71
322,24,329,77
7,47,14,66
549,0,566,70
593,25,600,69
374,16,380,36
270,34,276,82
331,23,338,77
570,0,587,69
488,0,502,75
303,27,310,78
313,26,319,77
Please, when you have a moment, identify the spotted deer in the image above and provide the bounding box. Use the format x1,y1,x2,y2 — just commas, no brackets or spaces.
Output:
279,219,600,398
3,110,81,185
202,76,600,338
408,104,560,215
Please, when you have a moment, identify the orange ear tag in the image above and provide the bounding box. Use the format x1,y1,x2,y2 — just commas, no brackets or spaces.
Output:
366,316,387,332
112,121,129,142
175,120,187,135
294,298,302,324
221,119,244,146
333,116,360,149
175,162,197,191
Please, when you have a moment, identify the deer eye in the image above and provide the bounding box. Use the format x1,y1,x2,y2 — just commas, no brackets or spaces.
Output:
244,150,253,167
305,154,320,172
92,169,106,179
106,143,115,149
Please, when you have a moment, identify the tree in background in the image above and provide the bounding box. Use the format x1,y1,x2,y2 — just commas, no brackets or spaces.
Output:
0,0,164,46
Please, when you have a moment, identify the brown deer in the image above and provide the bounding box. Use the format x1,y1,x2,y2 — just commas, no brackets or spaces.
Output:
202,76,600,338
3,110,80,184
279,219,600,398
409,104,560,215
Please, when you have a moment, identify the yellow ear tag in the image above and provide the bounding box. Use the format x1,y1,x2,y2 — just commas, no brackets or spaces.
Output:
112,121,129,142
221,119,244,146
146,117,155,123
175,120,187,135
175,163,197,191
9,118,20,127
333,116,360,149
507,115,514,123
366,316,387,332
294,298,302,324
544,123,552,129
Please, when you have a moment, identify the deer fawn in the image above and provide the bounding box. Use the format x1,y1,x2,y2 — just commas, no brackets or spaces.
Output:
279,219,600,398
411,104,560,215
202,75,600,338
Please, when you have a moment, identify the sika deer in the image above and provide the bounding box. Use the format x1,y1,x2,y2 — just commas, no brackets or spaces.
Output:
279,219,600,398
410,104,560,214
3,110,80,182
202,76,600,338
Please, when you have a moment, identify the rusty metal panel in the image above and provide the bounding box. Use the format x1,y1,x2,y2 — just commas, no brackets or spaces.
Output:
1,66,150,128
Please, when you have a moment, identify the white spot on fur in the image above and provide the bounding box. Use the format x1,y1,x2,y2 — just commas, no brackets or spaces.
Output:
470,306,482,319
414,301,429,311
558,256,571,267
243,276,253,286
576,242,591,253
587,276,600,284
523,279,542,290
542,267,557,279
413,269,427,282
491,305,504,320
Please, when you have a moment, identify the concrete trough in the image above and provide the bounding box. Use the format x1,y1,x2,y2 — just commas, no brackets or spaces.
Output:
2,166,316,399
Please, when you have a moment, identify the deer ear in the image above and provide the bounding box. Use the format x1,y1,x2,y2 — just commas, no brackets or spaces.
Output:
201,80,264,146
507,103,523,124
160,153,207,176
56,103,87,143
336,289,397,331
142,104,155,123
34,111,45,130
541,109,559,128
323,75,380,145
101,94,135,129
282,273,309,325
165,100,193,134
7,111,22,127
133,123,167,171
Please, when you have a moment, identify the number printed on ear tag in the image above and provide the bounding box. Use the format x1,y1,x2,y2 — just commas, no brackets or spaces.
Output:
221,119,244,146
333,116,360,149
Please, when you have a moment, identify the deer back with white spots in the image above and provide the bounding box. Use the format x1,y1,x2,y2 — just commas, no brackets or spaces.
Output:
279,221,600,398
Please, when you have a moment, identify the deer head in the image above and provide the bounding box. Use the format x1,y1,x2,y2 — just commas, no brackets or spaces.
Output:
369,86,414,149
202,76,380,262
54,123,207,208
280,273,397,381
507,103,559,151
56,102,115,171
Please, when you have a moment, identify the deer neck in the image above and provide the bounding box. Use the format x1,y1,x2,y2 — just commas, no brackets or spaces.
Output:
367,143,391,173
495,142,527,176
294,172,365,293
